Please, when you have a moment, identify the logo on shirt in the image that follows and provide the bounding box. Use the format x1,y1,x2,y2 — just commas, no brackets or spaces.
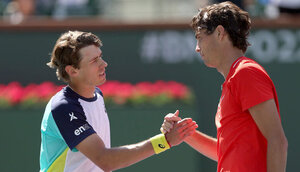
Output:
158,144,166,149
74,124,91,136
69,112,78,121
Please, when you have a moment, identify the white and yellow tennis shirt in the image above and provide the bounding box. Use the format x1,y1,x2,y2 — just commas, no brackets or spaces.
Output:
40,86,110,172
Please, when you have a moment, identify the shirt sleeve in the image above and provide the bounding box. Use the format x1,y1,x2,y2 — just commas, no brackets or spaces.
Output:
230,65,274,112
52,102,96,151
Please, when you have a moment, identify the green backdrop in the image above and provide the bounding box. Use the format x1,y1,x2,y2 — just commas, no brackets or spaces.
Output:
0,27,299,171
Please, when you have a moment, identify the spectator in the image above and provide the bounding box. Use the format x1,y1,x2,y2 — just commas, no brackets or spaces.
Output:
35,0,55,16
35,0,99,17
214,0,245,9
0,0,11,15
52,0,98,19
2,0,34,24
270,0,300,15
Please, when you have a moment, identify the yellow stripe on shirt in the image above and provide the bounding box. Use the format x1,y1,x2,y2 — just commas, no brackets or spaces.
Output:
48,148,68,172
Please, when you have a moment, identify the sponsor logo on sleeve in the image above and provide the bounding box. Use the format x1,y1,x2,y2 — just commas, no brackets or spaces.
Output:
74,124,91,136
69,112,78,122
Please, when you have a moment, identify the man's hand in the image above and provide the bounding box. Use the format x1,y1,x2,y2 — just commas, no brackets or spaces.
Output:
165,118,198,147
160,110,182,134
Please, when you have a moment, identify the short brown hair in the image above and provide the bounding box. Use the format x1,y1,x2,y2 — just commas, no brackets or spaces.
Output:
47,31,102,82
191,1,251,53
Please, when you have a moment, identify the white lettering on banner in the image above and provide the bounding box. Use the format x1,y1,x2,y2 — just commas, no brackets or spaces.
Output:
248,30,277,63
294,31,300,61
277,30,297,63
140,30,300,64
140,32,160,63
140,31,202,63
247,29,300,63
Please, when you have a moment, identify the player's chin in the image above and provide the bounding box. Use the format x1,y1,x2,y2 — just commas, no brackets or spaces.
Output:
97,78,106,86
203,61,215,68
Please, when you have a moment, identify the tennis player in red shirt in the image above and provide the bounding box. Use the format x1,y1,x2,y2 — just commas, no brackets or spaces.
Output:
161,1,288,172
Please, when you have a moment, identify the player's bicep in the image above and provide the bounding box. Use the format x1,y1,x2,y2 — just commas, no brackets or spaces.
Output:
76,133,107,167
249,99,284,140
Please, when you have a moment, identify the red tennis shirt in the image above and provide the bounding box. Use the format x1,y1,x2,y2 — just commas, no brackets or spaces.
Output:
215,57,280,172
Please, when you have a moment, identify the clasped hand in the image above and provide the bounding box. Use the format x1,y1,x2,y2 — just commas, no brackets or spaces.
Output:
162,110,198,147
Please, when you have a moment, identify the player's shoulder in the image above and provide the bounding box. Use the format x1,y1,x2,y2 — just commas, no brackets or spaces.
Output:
234,57,267,77
51,87,83,116
228,57,271,87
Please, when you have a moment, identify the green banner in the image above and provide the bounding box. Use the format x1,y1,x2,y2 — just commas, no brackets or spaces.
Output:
0,28,299,171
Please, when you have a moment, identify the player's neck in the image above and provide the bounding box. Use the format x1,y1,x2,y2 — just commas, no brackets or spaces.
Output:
217,48,244,80
68,82,95,98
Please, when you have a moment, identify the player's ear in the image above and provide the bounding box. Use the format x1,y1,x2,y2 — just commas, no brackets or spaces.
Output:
65,65,78,78
215,25,225,40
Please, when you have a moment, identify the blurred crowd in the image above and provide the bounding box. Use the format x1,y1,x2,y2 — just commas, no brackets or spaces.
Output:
0,0,105,19
0,0,299,22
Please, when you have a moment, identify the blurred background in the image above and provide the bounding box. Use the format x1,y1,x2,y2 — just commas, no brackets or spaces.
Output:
0,0,299,171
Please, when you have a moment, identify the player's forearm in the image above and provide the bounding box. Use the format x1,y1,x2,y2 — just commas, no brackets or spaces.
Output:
267,137,288,172
184,130,218,161
96,140,155,171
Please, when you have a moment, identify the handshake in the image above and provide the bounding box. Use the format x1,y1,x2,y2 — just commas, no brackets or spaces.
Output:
159,110,198,147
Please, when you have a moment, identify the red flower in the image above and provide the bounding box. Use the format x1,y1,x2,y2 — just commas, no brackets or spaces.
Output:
167,81,189,99
0,81,194,108
1,82,24,105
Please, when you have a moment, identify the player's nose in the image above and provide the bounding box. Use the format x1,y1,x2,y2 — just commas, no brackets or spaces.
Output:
195,43,201,53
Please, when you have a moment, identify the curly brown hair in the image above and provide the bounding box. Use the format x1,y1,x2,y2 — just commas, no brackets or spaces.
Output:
47,31,102,82
191,1,251,53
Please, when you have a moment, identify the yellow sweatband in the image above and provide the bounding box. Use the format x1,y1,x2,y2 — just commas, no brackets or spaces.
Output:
150,134,171,154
